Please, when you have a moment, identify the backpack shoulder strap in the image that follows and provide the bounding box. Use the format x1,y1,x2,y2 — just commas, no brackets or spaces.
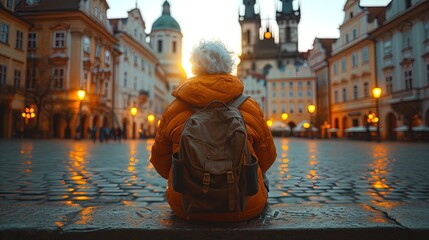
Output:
228,94,250,109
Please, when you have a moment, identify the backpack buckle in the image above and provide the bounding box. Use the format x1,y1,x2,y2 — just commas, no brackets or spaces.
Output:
227,171,234,183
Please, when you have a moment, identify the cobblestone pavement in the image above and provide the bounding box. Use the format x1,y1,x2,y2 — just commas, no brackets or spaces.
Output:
0,138,428,209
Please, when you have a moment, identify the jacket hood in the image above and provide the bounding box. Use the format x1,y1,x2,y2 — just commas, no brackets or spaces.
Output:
172,74,244,108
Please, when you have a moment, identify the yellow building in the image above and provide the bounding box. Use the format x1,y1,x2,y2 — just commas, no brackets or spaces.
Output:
328,0,381,139
266,65,316,134
0,0,31,138
15,0,118,139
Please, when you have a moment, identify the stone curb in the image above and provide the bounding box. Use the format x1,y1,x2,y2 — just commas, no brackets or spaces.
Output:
1,203,428,240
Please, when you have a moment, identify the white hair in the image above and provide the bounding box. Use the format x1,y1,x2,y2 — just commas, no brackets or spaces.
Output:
190,40,236,75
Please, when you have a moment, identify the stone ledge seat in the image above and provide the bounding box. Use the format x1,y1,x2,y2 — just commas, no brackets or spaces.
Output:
0,203,428,240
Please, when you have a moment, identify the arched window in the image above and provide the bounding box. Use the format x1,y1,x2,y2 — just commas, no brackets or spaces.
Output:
157,39,163,53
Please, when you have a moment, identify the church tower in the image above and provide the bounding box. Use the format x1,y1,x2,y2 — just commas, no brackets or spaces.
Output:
239,0,261,58
276,0,300,53
150,0,186,92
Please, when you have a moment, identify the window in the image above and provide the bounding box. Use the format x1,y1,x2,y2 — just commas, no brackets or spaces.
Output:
281,90,285,98
298,103,303,113
362,47,369,63
104,81,109,96
342,88,347,102
383,39,392,56
157,39,163,53
7,0,13,8
307,90,312,98
281,82,285,87
298,81,302,87
298,90,303,98
94,7,99,17
123,47,128,59
172,41,177,53
141,58,145,71
405,0,412,8
289,82,293,87
272,105,277,114
352,52,358,67
105,50,110,65
0,23,9,43
16,31,23,49
52,68,64,89
289,104,294,114
99,12,104,22
272,91,276,98
95,45,100,58
333,62,338,75
353,85,358,99
402,31,411,49
386,75,393,93
123,72,127,87
289,91,294,98
133,78,137,90
0,65,7,85
28,32,37,48
334,90,339,103
346,33,349,43
26,67,36,89
133,54,138,66
14,70,21,89
272,82,276,87
405,69,412,90
307,81,311,86
53,31,65,48
427,63,429,85
341,57,347,72
425,22,429,40
363,82,369,97
281,104,286,113
84,36,90,53
353,29,357,39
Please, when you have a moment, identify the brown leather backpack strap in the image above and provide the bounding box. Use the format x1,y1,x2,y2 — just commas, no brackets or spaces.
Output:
228,94,250,109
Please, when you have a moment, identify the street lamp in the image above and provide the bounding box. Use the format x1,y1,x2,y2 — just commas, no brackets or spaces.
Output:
130,107,138,139
147,114,155,137
307,104,316,138
281,112,288,137
372,87,382,142
77,89,86,140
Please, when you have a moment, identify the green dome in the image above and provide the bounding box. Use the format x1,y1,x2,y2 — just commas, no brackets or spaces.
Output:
152,1,181,32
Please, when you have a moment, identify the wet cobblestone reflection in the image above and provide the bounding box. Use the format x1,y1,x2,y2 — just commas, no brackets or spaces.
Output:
0,138,428,208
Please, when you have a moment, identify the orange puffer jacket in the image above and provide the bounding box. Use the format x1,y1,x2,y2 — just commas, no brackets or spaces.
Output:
150,74,277,222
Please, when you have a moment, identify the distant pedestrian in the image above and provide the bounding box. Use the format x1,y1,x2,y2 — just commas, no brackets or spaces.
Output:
116,128,122,142
92,126,97,142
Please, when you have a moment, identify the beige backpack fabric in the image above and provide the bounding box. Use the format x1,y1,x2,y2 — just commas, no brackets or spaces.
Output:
172,94,259,217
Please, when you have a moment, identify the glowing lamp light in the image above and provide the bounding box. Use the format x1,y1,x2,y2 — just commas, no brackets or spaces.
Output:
148,114,155,123
267,120,273,128
281,113,289,121
77,89,86,101
372,87,382,99
22,107,36,119
130,107,138,117
373,117,379,123
307,104,316,114
303,122,311,129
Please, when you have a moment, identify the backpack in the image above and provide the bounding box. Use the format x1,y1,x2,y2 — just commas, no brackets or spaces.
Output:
172,94,259,218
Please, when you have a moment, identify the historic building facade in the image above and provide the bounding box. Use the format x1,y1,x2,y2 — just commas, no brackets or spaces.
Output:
111,7,169,139
307,38,336,138
371,0,429,141
15,0,118,139
237,0,315,129
0,0,31,138
0,0,183,139
150,0,186,103
328,0,381,138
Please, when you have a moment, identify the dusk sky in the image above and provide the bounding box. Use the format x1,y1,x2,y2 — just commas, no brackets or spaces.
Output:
106,0,392,76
